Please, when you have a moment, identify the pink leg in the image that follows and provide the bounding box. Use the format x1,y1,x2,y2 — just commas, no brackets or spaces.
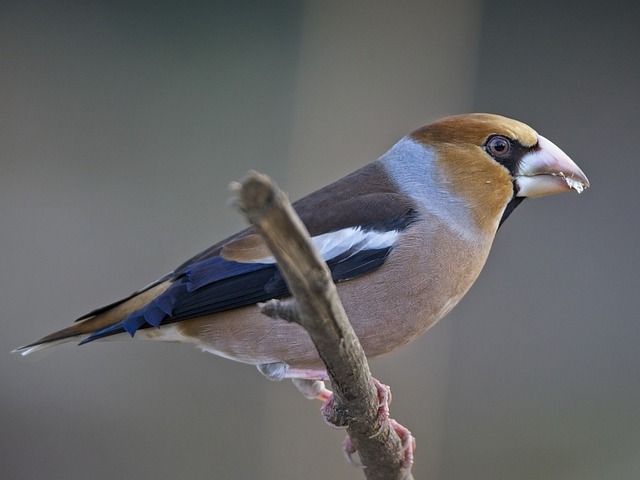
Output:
257,364,332,401
291,378,332,402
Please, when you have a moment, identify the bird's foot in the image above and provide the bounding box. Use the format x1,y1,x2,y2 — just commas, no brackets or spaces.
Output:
279,367,415,470
342,435,360,465
371,378,392,435
323,378,416,471
388,418,416,472
342,419,415,471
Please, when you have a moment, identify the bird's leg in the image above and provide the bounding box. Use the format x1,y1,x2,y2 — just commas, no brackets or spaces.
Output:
291,378,333,401
257,363,332,400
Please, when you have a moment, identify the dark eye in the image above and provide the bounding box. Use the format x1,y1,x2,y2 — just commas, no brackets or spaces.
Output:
486,135,511,158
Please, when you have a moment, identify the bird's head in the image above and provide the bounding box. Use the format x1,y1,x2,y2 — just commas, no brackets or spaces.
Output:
410,113,590,229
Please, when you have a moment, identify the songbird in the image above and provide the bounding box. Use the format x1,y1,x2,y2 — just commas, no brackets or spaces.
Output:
15,113,589,394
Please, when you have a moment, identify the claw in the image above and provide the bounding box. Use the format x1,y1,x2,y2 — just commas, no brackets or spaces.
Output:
389,419,416,471
320,394,346,430
342,435,361,467
370,379,392,438
342,419,415,473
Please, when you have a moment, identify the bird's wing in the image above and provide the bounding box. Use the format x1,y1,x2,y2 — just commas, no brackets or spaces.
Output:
81,162,417,343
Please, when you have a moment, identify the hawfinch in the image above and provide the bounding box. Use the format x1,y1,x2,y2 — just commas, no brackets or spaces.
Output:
16,114,589,393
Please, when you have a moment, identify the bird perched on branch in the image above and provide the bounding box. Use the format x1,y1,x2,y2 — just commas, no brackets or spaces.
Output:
16,114,589,390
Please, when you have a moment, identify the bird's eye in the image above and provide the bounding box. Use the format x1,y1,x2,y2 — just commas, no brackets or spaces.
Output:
486,135,511,158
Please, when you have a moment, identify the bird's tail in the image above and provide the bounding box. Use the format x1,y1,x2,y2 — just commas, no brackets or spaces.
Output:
13,282,171,356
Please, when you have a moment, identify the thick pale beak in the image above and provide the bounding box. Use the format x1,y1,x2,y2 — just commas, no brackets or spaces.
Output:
515,135,590,197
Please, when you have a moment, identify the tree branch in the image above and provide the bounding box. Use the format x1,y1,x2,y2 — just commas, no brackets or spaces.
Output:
232,171,414,480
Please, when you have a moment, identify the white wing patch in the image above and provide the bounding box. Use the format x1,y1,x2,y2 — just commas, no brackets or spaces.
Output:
243,227,400,264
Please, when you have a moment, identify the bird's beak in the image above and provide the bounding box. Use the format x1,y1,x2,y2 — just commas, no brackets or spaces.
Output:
515,135,590,197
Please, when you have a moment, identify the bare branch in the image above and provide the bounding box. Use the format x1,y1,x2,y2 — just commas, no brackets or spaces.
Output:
233,172,414,480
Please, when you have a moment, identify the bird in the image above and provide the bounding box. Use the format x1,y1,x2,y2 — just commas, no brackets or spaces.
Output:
15,113,589,391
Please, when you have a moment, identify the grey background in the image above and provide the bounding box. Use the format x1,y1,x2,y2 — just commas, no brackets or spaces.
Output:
2,1,639,479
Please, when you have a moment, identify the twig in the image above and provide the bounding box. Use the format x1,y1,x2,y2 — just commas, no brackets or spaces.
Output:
233,171,414,480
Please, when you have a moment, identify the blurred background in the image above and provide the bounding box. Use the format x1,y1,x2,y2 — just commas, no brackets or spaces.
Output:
2,1,639,479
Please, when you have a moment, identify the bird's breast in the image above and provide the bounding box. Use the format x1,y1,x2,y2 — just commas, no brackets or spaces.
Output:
336,213,493,358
